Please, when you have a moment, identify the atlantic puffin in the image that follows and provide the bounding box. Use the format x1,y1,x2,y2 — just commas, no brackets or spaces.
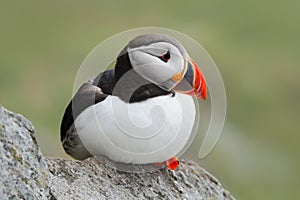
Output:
60,33,207,170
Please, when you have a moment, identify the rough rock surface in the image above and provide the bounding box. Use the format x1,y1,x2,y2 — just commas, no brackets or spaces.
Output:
0,106,50,199
0,105,235,200
46,157,234,200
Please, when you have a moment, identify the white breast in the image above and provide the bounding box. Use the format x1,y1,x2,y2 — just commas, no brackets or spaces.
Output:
74,93,195,164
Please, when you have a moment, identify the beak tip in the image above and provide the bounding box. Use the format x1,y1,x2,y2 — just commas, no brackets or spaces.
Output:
201,86,207,100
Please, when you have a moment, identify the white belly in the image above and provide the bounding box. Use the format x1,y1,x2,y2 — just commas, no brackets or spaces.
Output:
74,93,195,164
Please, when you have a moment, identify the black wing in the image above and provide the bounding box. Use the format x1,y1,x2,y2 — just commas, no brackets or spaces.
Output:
60,69,116,141
60,81,108,141
60,81,108,159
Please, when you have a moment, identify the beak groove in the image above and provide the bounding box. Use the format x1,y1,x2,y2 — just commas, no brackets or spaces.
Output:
174,58,207,100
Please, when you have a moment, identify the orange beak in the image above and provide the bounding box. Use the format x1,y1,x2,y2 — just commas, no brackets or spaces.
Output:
174,58,207,100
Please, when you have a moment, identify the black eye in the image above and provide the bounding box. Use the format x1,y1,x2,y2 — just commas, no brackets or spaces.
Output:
159,51,171,62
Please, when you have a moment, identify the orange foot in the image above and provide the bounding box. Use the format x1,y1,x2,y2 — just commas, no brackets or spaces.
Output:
166,157,179,170
153,157,179,170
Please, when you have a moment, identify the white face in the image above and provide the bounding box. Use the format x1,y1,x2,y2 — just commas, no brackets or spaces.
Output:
127,42,186,91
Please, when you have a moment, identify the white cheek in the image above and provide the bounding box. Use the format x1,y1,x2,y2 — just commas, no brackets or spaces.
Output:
148,42,185,74
129,51,178,84
169,55,184,74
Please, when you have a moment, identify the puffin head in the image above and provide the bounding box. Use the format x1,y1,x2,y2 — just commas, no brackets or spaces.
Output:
115,33,207,100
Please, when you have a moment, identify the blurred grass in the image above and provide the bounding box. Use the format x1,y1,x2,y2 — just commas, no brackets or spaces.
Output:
0,1,299,199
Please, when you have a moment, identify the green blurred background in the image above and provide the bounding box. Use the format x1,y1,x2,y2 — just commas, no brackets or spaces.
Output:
1,1,299,199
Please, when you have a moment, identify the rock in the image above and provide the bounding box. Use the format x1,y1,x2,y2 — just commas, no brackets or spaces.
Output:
0,105,235,200
46,157,234,200
0,106,50,199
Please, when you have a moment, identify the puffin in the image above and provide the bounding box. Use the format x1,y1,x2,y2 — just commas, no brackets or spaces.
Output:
60,33,207,170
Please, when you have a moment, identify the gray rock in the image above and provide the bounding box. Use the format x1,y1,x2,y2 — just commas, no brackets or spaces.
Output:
0,105,235,200
0,106,50,199
46,157,234,200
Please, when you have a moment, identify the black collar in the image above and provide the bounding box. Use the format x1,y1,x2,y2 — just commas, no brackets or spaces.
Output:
93,51,172,103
